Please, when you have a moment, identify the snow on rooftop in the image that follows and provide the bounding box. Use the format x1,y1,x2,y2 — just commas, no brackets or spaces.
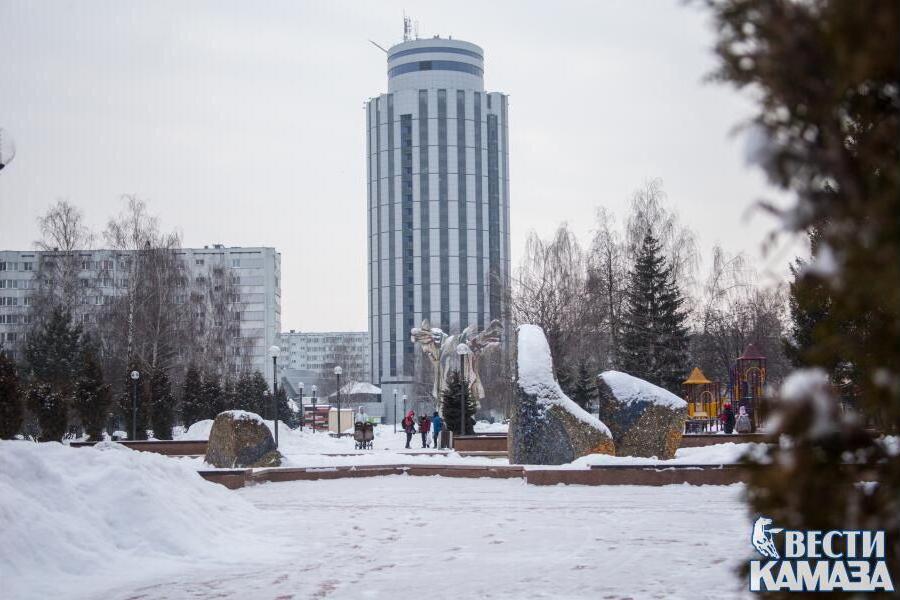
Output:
517,324,612,437
599,370,687,409
329,382,382,397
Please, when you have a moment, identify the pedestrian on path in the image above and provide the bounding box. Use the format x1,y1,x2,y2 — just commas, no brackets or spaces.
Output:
401,410,416,449
419,415,431,448
735,405,752,434
431,412,443,449
721,403,735,434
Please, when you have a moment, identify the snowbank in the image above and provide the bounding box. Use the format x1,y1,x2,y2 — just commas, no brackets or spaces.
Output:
541,442,766,469
599,370,687,409
517,324,612,436
0,440,264,599
177,419,214,440
474,421,509,434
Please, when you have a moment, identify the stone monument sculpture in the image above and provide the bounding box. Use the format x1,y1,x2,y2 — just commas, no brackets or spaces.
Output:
410,319,502,405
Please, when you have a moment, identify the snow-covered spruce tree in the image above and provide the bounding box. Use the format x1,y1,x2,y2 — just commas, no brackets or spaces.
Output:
221,377,238,410
619,231,689,393
555,364,574,399
180,364,204,428
24,305,82,392
784,226,862,403
235,370,268,415
72,347,111,441
117,362,150,440
441,369,476,436
198,372,223,421
706,0,900,585
149,367,176,440
26,383,68,442
570,361,597,411
275,385,294,428
0,351,23,439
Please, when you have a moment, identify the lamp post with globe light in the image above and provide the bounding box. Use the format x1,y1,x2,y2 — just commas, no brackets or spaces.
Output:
269,345,280,447
130,370,140,440
311,385,318,433
298,382,304,431
334,366,343,436
393,389,398,433
456,344,471,437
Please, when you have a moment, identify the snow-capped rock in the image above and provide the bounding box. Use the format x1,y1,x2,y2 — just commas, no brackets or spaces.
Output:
510,325,615,465
597,370,687,459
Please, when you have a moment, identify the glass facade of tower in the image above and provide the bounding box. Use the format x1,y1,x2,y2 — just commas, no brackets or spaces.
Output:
366,37,511,391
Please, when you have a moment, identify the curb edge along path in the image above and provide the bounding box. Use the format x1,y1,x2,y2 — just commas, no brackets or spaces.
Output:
198,463,750,489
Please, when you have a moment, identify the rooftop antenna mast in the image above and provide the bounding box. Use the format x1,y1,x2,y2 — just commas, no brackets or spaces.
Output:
403,13,412,42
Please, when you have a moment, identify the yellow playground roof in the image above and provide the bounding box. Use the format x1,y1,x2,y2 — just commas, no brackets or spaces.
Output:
683,367,712,385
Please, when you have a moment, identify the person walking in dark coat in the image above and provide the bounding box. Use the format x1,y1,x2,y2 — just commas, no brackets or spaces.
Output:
401,410,416,449
721,403,736,434
419,415,431,448
431,412,443,449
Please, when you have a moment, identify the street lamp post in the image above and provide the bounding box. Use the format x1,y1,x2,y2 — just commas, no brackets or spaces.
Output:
393,389,398,433
402,394,408,420
456,344,471,437
334,366,343,436
269,345,280,448
130,370,140,440
298,382,304,432
311,385,318,433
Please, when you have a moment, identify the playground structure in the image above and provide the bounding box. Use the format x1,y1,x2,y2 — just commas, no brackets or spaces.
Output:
682,367,721,433
683,343,768,433
729,343,767,431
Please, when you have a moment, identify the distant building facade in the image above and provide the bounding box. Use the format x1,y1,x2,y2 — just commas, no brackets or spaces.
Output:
0,245,281,385
277,330,371,384
366,34,512,402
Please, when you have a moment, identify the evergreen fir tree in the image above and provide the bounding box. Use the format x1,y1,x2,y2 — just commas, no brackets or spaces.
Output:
118,362,150,440
24,306,82,392
26,383,68,441
72,346,111,441
149,367,176,440
620,231,689,392
237,371,269,416
784,227,861,396
198,373,223,420
441,369,476,435
0,351,23,439
221,377,238,411
556,364,574,399
180,364,204,428
570,361,597,411
273,385,294,428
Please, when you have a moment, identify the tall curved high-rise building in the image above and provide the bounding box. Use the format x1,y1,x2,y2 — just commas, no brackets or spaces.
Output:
366,35,510,403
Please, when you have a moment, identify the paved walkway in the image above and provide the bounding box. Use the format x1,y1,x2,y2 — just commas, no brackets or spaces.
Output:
100,478,752,600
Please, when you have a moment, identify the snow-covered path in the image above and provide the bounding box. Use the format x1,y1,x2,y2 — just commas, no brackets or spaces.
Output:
100,478,753,600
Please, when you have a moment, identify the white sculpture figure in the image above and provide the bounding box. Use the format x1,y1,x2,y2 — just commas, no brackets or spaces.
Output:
410,319,502,405
410,321,448,401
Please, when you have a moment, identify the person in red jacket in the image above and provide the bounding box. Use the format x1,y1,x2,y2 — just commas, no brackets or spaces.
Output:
401,410,416,449
419,415,431,448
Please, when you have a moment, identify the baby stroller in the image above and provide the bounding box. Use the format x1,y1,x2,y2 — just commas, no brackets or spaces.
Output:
354,422,374,450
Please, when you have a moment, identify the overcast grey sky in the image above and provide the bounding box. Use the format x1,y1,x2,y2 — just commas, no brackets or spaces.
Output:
0,0,791,332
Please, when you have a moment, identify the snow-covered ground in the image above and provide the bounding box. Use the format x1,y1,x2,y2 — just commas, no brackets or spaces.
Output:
172,419,763,470
2,441,758,599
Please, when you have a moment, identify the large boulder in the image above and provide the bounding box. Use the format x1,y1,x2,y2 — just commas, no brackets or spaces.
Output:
509,325,615,465
204,411,282,468
596,371,687,459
